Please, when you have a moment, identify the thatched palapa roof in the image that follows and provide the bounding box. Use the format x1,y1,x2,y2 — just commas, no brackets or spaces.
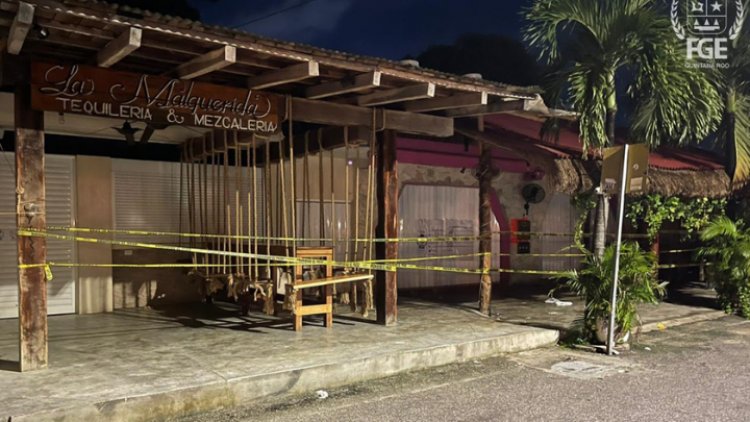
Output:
460,115,731,198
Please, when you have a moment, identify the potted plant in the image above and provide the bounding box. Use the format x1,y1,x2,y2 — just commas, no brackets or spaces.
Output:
554,242,667,345
698,217,750,318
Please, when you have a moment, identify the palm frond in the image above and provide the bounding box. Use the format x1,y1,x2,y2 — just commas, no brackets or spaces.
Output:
629,39,722,145
733,95,750,185
523,0,604,64
524,0,723,150
700,216,741,241
552,241,664,340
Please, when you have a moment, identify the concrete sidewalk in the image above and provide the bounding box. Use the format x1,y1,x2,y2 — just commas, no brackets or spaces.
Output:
491,284,726,336
0,301,558,422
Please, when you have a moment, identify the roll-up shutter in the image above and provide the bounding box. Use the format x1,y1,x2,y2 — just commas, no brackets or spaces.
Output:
0,153,76,319
112,159,265,245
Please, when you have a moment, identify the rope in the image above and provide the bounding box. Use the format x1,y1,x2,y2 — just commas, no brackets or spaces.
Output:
179,145,184,249
318,128,325,248
344,127,351,263
264,134,272,277
223,133,230,273
252,135,259,279
288,95,297,258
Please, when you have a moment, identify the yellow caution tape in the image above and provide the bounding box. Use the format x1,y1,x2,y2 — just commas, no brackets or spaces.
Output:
656,262,701,269
659,249,698,254
22,229,697,276
18,229,489,275
19,262,291,269
365,252,488,263
495,268,569,276
45,225,650,243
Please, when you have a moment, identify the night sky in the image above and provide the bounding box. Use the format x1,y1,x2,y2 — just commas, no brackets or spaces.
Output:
191,0,528,60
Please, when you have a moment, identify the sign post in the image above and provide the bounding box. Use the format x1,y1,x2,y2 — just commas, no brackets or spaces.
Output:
601,144,649,355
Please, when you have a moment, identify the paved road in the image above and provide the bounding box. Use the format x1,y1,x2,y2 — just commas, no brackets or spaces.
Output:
175,317,750,422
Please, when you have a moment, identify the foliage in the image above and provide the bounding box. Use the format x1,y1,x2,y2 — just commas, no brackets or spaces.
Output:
523,0,722,150
554,242,666,342
626,195,727,241
571,191,598,247
698,217,750,317
416,34,541,86
712,9,750,187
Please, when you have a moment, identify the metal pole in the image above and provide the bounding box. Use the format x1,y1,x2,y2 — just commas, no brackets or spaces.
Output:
607,144,629,355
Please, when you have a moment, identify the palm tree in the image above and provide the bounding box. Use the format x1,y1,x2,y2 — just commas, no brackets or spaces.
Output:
715,6,750,191
524,0,723,257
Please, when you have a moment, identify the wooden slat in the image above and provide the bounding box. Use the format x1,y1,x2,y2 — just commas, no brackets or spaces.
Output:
305,71,381,99
6,1,34,55
297,304,332,316
382,109,453,137
176,45,236,80
97,26,141,68
404,92,488,113
15,84,48,371
291,97,366,127
296,126,372,154
290,98,453,138
247,61,319,90
292,274,374,290
444,98,547,117
357,82,435,106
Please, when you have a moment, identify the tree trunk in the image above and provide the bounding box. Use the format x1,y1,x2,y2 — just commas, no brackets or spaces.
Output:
727,111,737,185
725,88,737,184
593,194,609,258
606,108,617,145
593,77,617,259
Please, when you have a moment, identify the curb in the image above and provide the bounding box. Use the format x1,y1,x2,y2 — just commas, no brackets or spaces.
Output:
640,310,727,333
10,327,559,422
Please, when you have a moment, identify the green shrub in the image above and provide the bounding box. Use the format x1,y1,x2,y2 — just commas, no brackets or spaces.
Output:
554,242,667,343
698,217,750,318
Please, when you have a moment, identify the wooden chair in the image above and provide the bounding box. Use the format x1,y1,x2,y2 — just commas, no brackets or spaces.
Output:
289,247,373,331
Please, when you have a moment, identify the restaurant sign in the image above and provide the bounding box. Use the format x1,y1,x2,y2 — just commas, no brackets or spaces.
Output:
30,62,282,133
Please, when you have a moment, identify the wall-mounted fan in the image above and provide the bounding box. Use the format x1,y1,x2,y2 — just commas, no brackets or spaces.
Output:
521,183,546,216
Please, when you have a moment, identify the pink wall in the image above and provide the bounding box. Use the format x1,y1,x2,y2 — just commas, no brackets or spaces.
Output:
396,136,512,280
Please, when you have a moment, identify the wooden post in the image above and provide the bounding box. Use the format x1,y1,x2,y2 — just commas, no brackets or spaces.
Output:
15,83,48,371
651,232,660,276
375,130,398,325
478,140,494,316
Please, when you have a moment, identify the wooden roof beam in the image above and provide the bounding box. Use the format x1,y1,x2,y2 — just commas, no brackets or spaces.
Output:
305,71,382,99
247,61,319,90
404,92,488,113
291,97,453,137
97,27,142,68
5,2,34,55
176,45,236,80
357,82,435,107
444,98,547,118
